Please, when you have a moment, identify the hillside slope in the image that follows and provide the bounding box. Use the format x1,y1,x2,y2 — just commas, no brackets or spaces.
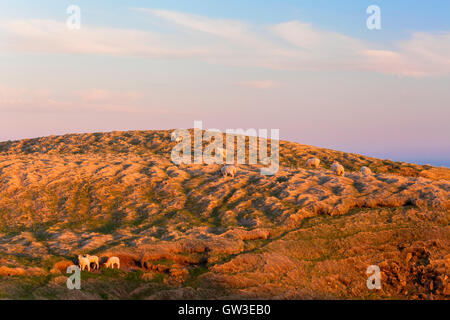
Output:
0,130,448,299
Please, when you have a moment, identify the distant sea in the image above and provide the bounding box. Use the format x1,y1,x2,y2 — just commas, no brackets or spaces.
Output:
394,159,450,168
332,148,450,169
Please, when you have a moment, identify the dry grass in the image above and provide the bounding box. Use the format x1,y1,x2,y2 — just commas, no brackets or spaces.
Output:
0,129,448,299
50,260,74,274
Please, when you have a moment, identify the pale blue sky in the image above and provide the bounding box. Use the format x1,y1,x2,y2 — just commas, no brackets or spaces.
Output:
0,1,449,166
2,0,449,38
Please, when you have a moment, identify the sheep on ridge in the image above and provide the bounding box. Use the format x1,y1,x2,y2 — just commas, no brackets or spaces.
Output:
331,162,345,176
306,157,320,168
83,254,99,270
221,165,237,178
171,132,183,143
78,255,90,271
104,256,120,269
360,166,372,176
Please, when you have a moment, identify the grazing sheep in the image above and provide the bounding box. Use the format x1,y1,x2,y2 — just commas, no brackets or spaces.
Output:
83,254,99,270
105,256,120,269
221,165,237,178
331,162,345,176
360,166,372,176
171,132,183,142
78,255,90,272
306,157,320,168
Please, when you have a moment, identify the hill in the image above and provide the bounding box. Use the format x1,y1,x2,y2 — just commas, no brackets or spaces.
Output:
0,129,448,299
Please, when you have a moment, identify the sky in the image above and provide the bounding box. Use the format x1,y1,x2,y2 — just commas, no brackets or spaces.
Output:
0,1,449,166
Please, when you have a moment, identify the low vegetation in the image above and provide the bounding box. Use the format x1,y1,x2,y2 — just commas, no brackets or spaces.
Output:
0,129,448,299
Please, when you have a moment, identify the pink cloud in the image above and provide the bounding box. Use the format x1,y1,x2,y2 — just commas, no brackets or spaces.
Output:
0,86,146,113
237,80,276,89
79,89,143,103
1,19,211,58
1,13,449,77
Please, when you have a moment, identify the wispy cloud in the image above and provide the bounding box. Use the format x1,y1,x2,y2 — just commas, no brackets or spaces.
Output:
237,80,276,89
1,19,211,58
363,32,450,76
1,10,450,77
0,86,146,113
78,89,143,103
139,8,250,41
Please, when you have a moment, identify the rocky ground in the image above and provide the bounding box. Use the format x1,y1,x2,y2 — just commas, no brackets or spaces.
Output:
0,129,448,299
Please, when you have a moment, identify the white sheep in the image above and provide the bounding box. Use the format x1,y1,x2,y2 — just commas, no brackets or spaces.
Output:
104,256,120,269
171,132,183,143
83,254,99,270
78,255,91,272
221,165,237,178
306,157,320,168
331,162,345,176
360,166,372,176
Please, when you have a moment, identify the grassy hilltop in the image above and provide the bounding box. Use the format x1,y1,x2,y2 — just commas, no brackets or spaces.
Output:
0,129,448,299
